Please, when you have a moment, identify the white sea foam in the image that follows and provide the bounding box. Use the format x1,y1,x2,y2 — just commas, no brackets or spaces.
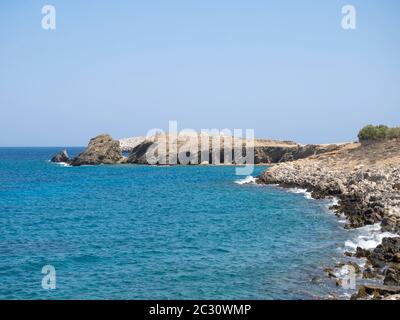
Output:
344,223,398,251
288,188,313,200
50,161,71,167
57,162,70,167
329,197,339,206
336,264,354,277
234,176,256,185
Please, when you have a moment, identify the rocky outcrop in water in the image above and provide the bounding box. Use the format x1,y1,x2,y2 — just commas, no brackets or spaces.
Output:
51,134,126,166
51,149,69,163
69,134,125,166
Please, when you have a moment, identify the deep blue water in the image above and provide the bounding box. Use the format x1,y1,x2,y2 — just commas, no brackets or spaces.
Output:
0,148,351,299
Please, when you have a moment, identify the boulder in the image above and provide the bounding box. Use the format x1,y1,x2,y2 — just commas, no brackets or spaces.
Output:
369,237,400,268
355,247,371,258
384,266,400,286
51,149,69,163
69,134,125,166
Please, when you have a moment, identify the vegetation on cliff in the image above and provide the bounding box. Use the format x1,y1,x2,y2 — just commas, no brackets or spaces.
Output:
358,124,400,142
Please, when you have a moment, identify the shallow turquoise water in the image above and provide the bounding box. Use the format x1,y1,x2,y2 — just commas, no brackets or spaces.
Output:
0,148,350,299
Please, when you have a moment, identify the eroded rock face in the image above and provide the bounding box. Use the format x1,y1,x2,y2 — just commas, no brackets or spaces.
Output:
69,134,125,166
51,149,69,163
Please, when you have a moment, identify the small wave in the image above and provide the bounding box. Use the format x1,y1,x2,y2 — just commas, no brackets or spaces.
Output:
288,188,313,200
345,223,398,251
56,162,71,167
58,162,71,167
329,197,339,206
234,176,256,185
49,161,71,167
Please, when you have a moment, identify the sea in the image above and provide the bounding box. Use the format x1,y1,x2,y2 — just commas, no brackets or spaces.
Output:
0,147,390,299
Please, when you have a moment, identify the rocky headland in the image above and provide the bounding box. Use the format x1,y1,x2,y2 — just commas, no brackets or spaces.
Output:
257,139,400,299
52,134,126,166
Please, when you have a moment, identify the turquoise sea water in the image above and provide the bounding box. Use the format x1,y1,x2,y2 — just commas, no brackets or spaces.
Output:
0,148,351,299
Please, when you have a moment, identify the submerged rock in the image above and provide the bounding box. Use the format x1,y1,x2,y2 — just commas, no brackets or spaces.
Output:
51,149,69,163
69,134,125,166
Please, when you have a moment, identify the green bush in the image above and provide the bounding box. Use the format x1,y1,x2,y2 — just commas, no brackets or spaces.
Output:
358,124,400,141
388,127,400,139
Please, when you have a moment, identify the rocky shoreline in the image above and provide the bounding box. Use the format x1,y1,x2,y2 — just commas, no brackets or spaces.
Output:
257,139,400,299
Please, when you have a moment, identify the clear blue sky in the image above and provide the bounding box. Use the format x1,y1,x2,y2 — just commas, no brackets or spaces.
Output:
0,0,399,146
